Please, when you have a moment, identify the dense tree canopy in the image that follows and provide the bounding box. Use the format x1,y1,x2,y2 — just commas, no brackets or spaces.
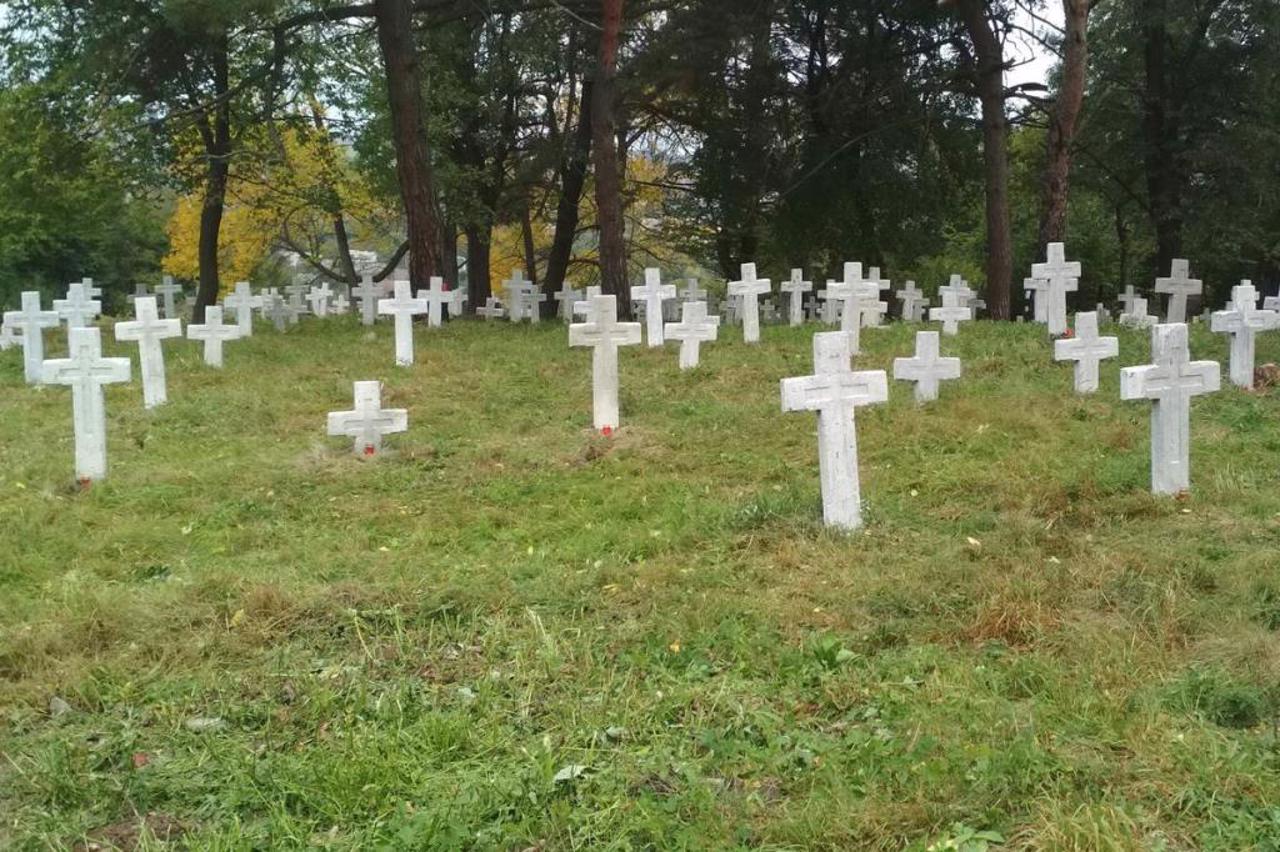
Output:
1,0,1277,314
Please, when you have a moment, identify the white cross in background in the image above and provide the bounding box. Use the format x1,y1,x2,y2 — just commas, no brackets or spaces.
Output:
780,268,813,327
155,276,184,319
418,276,454,328
377,280,429,366
1210,280,1279,388
53,281,101,328
352,274,382,326
224,281,263,336
664,300,720,369
895,280,926,322
631,268,677,346
893,330,961,403
727,262,771,344
3,291,61,384
1154,258,1202,324
308,281,334,317
1054,311,1119,394
930,290,970,336
41,326,131,482
186,305,243,367
568,294,642,431
1030,243,1081,336
114,296,182,408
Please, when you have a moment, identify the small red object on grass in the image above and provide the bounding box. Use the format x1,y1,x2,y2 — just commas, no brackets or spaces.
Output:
363,445,376,457
132,752,150,769
601,425,614,437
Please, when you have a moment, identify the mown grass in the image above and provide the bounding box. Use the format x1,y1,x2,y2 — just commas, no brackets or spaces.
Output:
2,313,1280,850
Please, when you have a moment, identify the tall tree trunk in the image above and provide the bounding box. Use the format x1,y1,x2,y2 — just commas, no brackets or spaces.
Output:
521,196,538,286
442,221,459,289
544,79,594,299
374,0,441,288
466,224,492,309
592,0,628,318
193,33,232,324
1141,0,1182,273
957,0,1013,320
1039,0,1091,246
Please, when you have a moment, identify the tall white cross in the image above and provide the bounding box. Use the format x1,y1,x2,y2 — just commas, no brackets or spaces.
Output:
1030,243,1081,335
445,286,467,319
1118,284,1139,316
114,296,182,408
41,327,131,483
781,331,888,530
553,281,583,321
1120,296,1158,329
727,262,771,344
155,276,183,319
418,276,453,328
308,281,334,317
780,269,813,327
568,294,642,431
1054,311,1119,393
186,305,243,367
572,286,603,318
1120,323,1220,494
476,296,507,320
1211,281,1279,388
504,269,544,323
860,267,890,327
4,291,61,384
327,381,409,456
352,274,382,326
664,300,720,369
930,291,970,336
1154,258,1202,324
224,281,262,336
126,282,150,308
78,277,102,301
631,268,677,346
378,280,429,366
823,262,866,350
895,280,926,322
679,279,707,302
53,281,101,328
893,330,961,403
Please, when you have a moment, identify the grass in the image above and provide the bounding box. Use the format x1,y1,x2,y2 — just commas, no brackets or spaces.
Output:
2,312,1280,850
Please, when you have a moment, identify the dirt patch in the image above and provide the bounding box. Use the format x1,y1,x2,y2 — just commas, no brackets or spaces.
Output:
74,812,189,851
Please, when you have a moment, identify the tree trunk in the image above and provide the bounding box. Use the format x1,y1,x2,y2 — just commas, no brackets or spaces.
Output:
592,0,628,318
374,0,441,288
193,33,232,324
544,79,594,299
1141,0,1182,273
466,224,492,309
1038,0,1090,246
957,0,1013,320
521,196,538,286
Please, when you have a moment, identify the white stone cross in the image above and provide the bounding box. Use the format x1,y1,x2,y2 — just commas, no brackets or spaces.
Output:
418,276,453,328
664,300,720,369
780,269,813,327
781,331,889,530
0,317,18,351
327,380,408,457
114,296,182,408
1120,296,1158,329
186,304,243,367
1154,258,1202,324
476,296,507,320
224,281,262,336
1120,323,1220,494
1024,277,1048,323
504,269,545,323
41,326,131,483
445,287,467,318
155,276,183,319
332,293,351,314
1030,243,1081,335
930,291,970,336
307,281,334,317
895,280,926,322
1118,284,1139,316
632,268,677,346
378,280,429,366
79,277,102,301
4,291,61,384
727,262,771,344
1054,311,1119,393
568,294,642,431
679,279,707,302
265,295,292,332
572,286,602,318
860,267,890,327
1210,280,1279,388
126,282,150,308
893,330,961,403
939,274,975,308
823,263,866,350
53,281,101,328
554,281,583,321
285,281,311,318
352,274,382,326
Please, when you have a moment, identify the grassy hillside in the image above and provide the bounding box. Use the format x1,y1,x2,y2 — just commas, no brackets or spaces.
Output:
2,315,1280,849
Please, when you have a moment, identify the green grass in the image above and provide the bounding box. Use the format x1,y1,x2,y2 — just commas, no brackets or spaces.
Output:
3,314,1280,850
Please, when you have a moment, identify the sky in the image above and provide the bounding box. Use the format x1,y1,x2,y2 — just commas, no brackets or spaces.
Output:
1007,2,1067,89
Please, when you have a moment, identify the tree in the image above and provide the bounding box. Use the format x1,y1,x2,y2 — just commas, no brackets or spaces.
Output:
592,0,629,316
1039,0,1091,246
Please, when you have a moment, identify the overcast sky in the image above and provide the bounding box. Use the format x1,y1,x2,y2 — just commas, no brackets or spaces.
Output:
1006,3,1067,89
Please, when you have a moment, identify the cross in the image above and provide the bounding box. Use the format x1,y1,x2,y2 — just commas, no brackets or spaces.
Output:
1120,296,1157,329
155,276,184,319
418,276,454,328
727,262,771,344
0,318,19,351
351,274,382,326
939,274,975,306
568,294,642,431
1030,243,1081,335
1210,280,1279,388
780,269,813,327
504,269,545,323
1154,258,1202,324
53,281,101,328
780,331,888,530
224,281,263,336
476,296,507,320
1118,285,1139,316
822,262,866,350
378,280,429,366
631,268,677,346
3,290,61,384
1264,294,1280,312
308,281,334,317
445,287,467,319
265,295,291,332
553,281,583,321
572,286,603,318
332,293,351,314
1120,323,1220,495
285,280,311,315
860,267,890,327
41,326,131,482
78,277,102,301
664,300,720,369
930,291,970,336
186,305,243,367
126,282,151,308
1023,276,1048,323
895,280,926,322
114,296,182,408
893,330,961,403
1054,311,1119,394
679,279,707,302
327,380,409,456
